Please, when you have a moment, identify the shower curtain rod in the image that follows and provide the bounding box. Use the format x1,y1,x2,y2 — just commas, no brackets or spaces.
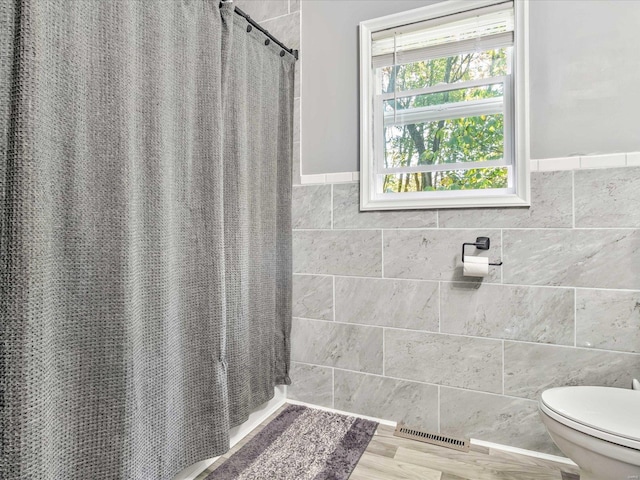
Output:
231,5,299,60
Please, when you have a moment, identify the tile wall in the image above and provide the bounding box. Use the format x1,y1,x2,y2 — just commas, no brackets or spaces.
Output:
288,168,640,455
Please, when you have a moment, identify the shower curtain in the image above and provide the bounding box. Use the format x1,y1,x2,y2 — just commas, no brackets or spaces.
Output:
0,1,294,479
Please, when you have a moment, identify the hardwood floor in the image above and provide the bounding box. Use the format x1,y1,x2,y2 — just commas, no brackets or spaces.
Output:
196,403,580,480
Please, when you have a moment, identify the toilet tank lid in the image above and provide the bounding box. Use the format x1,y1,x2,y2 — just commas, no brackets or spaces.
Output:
541,386,640,442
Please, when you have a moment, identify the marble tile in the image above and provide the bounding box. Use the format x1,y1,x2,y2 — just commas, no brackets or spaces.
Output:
575,167,640,228
440,283,574,345
503,229,640,289
335,277,439,331
440,388,558,454
439,171,573,228
233,0,289,22
385,330,503,394
289,0,300,13
292,185,331,229
334,369,439,432
504,341,640,399
332,183,437,229
291,318,383,374
576,289,640,353
293,230,382,276
292,274,333,320
287,362,333,408
261,12,300,50
383,230,502,282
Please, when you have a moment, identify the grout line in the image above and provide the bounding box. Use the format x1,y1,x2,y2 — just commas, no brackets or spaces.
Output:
437,385,441,433
332,276,336,322
293,272,640,293
500,229,504,284
572,285,640,293
574,287,577,347
260,10,297,24
292,361,537,403
381,230,385,278
292,316,639,356
501,340,505,395
293,226,640,231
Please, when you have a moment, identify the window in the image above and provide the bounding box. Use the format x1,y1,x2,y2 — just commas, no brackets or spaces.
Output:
359,0,529,210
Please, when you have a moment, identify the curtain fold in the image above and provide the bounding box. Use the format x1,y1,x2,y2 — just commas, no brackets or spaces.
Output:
223,11,294,428
0,1,293,479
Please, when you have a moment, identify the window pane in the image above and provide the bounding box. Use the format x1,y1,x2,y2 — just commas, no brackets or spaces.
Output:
381,167,509,193
383,84,503,115
383,114,504,169
377,48,509,95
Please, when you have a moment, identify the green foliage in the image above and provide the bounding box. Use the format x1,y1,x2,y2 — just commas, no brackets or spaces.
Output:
380,48,509,193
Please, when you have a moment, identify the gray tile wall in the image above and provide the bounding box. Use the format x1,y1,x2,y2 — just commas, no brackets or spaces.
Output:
289,168,640,455
244,1,640,457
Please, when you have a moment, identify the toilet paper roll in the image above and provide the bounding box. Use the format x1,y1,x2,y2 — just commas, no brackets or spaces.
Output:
463,255,489,277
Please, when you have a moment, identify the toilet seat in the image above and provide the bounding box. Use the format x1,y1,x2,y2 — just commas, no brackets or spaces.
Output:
540,386,640,451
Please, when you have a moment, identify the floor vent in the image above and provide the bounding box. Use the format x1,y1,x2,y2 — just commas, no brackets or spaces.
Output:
394,423,470,452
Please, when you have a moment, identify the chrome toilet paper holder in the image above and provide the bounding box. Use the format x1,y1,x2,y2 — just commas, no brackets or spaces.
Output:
461,237,503,266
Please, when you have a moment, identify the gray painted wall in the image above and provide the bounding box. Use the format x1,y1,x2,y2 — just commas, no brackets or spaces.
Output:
530,0,640,159
301,0,436,175
301,0,640,174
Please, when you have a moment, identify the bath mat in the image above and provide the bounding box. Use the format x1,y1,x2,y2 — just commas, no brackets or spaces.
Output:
205,404,378,480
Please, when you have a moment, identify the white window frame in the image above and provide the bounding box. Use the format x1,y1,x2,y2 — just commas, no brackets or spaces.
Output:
359,0,530,211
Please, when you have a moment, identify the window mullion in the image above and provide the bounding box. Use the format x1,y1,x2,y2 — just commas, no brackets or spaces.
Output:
378,159,510,175
378,76,506,102
383,97,504,128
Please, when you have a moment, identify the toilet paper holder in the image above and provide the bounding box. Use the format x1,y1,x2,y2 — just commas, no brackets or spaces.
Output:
461,237,503,266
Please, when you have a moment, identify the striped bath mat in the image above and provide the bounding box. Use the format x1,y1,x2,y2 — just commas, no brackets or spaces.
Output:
205,404,378,479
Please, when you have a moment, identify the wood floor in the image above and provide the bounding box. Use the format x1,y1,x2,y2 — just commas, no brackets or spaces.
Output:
196,403,581,480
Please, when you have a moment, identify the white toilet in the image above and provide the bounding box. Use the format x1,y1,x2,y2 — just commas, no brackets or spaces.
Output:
539,386,640,480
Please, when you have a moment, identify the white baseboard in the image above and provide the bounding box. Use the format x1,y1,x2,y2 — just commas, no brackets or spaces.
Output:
173,385,287,480
285,399,576,468
470,438,577,467
286,399,397,426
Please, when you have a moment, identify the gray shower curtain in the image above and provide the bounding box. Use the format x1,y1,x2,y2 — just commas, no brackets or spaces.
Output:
0,1,294,479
